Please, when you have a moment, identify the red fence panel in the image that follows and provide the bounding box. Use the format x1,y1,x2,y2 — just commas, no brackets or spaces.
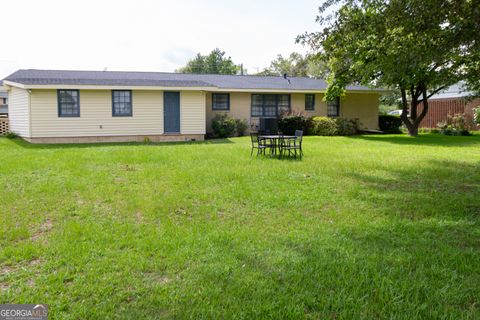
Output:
418,98,466,128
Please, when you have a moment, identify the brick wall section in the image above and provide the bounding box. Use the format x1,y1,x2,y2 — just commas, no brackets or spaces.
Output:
418,97,480,129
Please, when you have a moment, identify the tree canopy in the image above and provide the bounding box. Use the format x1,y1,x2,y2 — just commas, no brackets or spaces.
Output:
257,52,328,78
176,49,241,75
298,0,480,135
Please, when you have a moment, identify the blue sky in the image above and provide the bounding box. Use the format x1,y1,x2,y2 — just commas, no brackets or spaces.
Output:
0,0,321,78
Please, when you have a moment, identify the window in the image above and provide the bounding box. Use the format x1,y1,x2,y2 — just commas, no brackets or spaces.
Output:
277,95,290,114
263,94,277,116
251,94,264,117
112,90,132,116
305,94,315,111
251,94,291,117
212,93,230,110
327,97,340,117
58,90,80,117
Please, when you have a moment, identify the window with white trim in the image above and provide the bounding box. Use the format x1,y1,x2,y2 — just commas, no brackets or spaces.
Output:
112,90,132,117
58,90,80,117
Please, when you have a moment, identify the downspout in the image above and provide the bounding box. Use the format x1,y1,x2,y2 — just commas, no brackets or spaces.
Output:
27,89,32,138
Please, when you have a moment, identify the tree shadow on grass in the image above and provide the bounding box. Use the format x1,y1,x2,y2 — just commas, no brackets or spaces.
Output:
350,133,480,147
272,219,479,318
155,218,479,318
131,158,479,318
6,137,234,150
346,159,480,221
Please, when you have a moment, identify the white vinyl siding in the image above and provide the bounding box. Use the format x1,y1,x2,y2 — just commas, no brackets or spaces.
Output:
8,87,31,137
30,90,164,137
181,91,206,134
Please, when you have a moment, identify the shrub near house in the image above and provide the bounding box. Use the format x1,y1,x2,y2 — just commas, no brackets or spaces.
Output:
211,114,248,138
311,117,358,136
277,114,359,136
379,115,403,134
311,117,338,136
437,113,471,136
278,114,313,135
474,107,480,126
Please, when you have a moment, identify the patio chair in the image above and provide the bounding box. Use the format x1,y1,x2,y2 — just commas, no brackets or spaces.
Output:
250,132,273,156
279,130,303,159
294,130,304,156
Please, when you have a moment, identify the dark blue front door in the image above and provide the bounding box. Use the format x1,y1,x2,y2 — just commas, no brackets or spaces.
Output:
164,92,180,133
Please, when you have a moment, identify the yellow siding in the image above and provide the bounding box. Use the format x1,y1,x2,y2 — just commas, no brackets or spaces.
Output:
8,87,31,137
29,90,166,137
206,91,379,132
181,91,206,134
25,88,377,138
206,92,251,132
341,93,379,129
290,93,328,117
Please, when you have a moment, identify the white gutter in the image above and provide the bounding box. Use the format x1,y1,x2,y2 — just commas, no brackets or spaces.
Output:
2,80,26,89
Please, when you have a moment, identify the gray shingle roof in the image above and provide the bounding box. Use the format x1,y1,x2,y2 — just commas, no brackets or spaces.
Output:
3,69,375,91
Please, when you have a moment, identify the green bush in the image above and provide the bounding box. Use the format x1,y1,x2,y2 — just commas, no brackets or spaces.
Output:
278,114,314,135
5,132,18,139
379,115,403,133
473,107,480,125
311,117,359,136
235,119,248,136
418,128,440,134
211,114,249,138
335,117,359,135
211,114,237,138
437,113,471,136
312,117,338,136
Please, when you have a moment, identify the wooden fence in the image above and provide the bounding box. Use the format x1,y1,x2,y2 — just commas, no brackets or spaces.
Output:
418,97,480,129
0,118,9,135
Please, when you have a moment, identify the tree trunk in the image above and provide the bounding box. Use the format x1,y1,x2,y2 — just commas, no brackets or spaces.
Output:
399,85,429,136
400,88,417,136
407,125,419,136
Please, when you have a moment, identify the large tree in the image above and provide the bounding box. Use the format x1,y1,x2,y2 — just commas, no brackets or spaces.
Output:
299,0,480,136
176,49,241,75
257,52,328,78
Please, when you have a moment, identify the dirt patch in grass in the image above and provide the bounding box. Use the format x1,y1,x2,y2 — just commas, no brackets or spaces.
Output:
143,272,172,285
29,259,42,267
0,282,9,292
30,219,53,242
1,265,16,275
135,211,144,224
119,164,136,172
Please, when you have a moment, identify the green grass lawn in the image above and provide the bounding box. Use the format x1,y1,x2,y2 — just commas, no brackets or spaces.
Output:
1,134,479,319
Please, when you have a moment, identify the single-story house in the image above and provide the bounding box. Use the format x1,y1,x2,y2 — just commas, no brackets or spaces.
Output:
2,69,382,143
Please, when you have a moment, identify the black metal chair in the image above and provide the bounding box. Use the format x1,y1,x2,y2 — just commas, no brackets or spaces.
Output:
294,130,304,156
250,132,271,156
279,130,303,159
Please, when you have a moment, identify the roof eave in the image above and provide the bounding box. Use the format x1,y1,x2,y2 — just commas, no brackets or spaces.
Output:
2,80,26,89
2,81,386,93
2,82,215,91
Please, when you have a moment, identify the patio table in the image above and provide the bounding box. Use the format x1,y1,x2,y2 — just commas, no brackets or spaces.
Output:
259,135,295,155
